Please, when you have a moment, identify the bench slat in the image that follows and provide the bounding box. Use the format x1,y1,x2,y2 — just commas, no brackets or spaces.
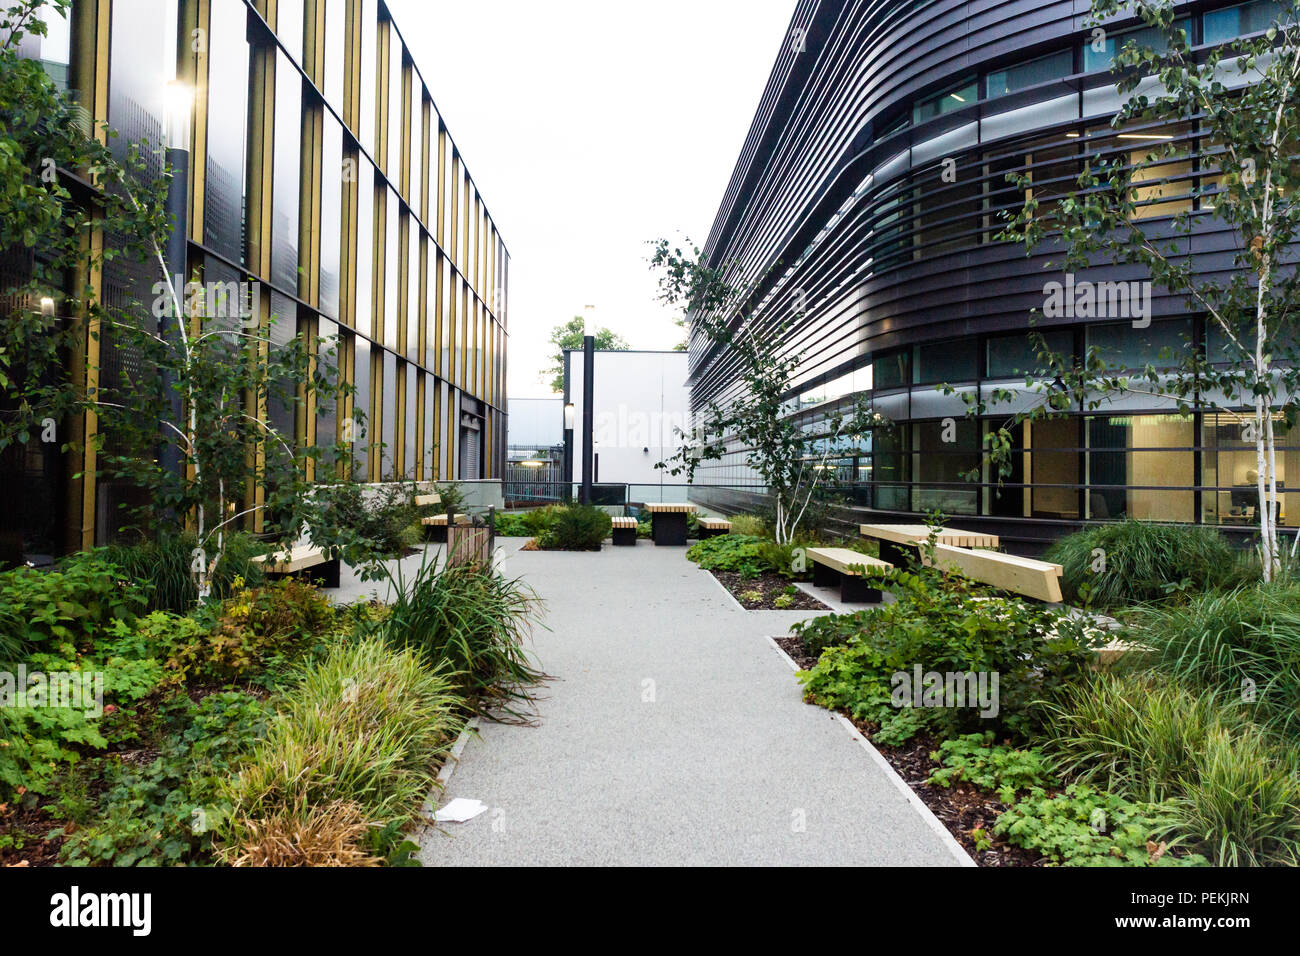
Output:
806,547,892,576
414,493,442,507
699,518,731,530
250,545,329,574
927,544,1063,602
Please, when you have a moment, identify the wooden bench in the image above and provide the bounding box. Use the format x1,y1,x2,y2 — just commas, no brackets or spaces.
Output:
414,493,442,508
924,544,1063,603
644,502,697,546
806,547,893,603
422,511,470,542
250,544,340,588
697,517,732,539
859,523,999,567
610,516,638,547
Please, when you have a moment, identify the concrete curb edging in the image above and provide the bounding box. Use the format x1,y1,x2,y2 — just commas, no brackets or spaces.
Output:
765,636,977,868
420,716,482,829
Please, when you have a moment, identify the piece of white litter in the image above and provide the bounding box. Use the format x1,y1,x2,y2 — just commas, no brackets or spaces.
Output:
434,797,489,823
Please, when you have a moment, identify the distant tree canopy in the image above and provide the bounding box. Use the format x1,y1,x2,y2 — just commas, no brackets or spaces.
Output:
543,316,628,393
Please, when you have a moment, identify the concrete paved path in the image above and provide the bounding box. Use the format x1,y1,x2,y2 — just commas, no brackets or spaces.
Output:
398,539,965,866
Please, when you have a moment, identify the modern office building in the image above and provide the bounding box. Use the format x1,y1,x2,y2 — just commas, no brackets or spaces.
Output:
4,0,508,557
689,0,1293,550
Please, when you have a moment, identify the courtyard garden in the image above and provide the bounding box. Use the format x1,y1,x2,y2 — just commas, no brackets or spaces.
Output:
708,513,1300,867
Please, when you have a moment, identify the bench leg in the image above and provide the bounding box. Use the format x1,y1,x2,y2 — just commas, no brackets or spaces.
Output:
429,525,448,543
840,575,881,604
612,527,637,546
652,513,688,546
312,558,341,589
878,539,909,568
812,560,838,588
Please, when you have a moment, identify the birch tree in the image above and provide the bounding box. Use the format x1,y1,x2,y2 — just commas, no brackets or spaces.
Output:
649,239,876,543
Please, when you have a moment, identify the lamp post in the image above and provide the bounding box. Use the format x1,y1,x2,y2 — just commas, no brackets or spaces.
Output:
580,334,594,505
160,80,191,484
562,399,575,504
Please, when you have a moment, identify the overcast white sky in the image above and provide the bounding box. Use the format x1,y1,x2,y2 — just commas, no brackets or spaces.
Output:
388,0,797,398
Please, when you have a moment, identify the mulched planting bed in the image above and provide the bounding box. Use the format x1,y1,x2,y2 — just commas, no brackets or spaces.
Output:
711,570,829,610
869,730,1045,867
770,636,1044,866
0,796,70,867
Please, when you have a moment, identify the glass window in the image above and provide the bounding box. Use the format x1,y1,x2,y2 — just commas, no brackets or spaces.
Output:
352,334,371,478
1204,1,1282,45
316,317,339,474
204,0,248,264
387,24,403,179
986,49,1073,97
276,0,303,60
323,0,346,114
358,0,377,153
404,361,417,478
912,419,979,514
1028,417,1080,518
986,330,1073,378
267,291,298,440
872,350,910,390
423,371,436,478
271,51,301,293
913,339,977,385
1083,18,1189,71
354,162,375,337
1087,414,1194,521
21,1,72,90
381,350,397,479
320,115,343,319
1202,413,1297,526
384,188,400,349
1087,318,1191,370
410,77,424,208
409,227,422,364
912,78,976,124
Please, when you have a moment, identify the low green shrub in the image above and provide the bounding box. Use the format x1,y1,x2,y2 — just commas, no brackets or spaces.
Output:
994,784,1207,866
0,625,167,799
537,504,611,551
928,732,1057,803
319,482,420,559
59,691,272,866
687,534,769,578
0,556,144,654
493,512,532,537
162,579,341,686
1126,584,1300,739
383,553,544,717
1045,519,1240,609
221,637,465,862
796,571,1097,742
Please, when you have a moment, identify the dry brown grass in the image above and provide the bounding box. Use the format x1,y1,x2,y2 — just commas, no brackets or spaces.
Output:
227,800,383,867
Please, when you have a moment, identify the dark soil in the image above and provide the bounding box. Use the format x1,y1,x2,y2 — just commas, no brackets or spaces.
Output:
712,570,829,610
774,635,819,670
770,638,1045,866
869,730,1045,867
0,796,68,867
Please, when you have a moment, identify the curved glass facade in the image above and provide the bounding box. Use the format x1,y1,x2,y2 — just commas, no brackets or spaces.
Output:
692,0,1293,549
